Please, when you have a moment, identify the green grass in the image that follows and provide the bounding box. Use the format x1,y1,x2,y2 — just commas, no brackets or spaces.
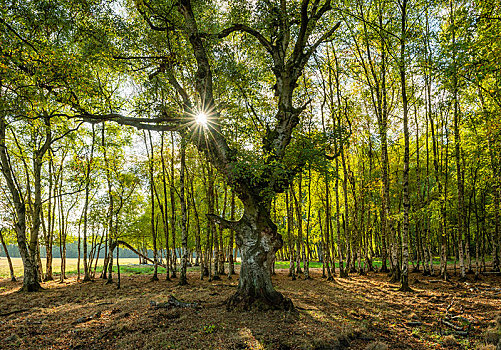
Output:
0,256,484,278
273,258,460,270
65,264,200,276
274,261,323,269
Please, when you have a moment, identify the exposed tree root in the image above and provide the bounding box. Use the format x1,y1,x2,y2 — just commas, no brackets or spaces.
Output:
18,283,43,293
398,284,413,292
0,309,29,317
151,295,200,309
226,290,294,311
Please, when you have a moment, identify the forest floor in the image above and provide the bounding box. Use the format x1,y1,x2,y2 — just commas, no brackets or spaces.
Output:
0,266,500,350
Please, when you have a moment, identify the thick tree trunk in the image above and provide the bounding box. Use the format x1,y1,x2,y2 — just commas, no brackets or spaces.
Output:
215,204,293,311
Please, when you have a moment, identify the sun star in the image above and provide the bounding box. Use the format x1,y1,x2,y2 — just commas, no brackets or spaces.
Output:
195,112,208,127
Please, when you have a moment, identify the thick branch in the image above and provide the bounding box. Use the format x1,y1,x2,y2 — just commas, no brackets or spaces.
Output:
206,214,239,230
208,24,274,54
71,113,182,132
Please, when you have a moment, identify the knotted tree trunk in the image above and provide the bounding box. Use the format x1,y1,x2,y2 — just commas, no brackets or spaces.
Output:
211,202,293,311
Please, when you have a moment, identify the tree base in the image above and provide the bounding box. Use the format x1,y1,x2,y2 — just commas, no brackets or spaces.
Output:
380,266,390,273
339,270,349,278
398,284,413,292
389,271,400,283
226,290,294,311
18,282,43,292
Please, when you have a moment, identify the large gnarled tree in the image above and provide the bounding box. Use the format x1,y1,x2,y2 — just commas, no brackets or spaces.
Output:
78,0,340,310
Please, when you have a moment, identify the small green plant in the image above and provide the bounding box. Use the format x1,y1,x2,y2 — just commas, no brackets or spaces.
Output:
203,324,216,334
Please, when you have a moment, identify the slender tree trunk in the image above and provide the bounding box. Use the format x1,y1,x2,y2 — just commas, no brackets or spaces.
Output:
450,0,466,280
324,175,333,280
77,219,81,281
207,165,220,280
399,0,412,292
218,184,228,276
116,243,120,289
292,175,306,278
0,116,41,291
286,190,296,280
0,229,16,281
179,135,189,285
44,159,54,281
442,115,451,280
488,138,501,272
228,191,236,277
83,126,95,282
170,132,177,278
160,132,171,280
146,131,159,281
